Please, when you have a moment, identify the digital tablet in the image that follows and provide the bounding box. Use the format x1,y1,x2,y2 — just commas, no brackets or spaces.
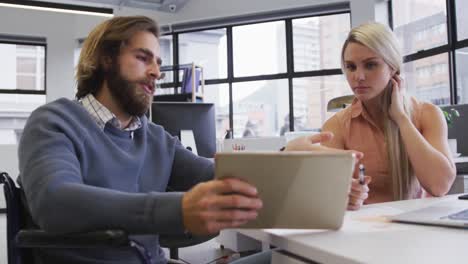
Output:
215,151,355,229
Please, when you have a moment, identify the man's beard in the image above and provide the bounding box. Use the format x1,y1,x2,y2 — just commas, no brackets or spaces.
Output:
106,64,153,117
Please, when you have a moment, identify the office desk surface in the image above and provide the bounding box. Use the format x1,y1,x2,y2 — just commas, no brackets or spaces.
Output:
237,195,468,264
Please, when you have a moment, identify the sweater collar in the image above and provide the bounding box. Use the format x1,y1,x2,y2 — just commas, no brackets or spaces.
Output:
79,94,142,132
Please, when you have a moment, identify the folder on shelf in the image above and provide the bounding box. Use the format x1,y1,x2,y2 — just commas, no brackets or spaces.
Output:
181,67,201,94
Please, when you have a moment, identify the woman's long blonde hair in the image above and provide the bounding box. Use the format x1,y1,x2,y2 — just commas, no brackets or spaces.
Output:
341,22,415,200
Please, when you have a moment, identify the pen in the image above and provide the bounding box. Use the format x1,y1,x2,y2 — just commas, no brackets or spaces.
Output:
359,164,365,185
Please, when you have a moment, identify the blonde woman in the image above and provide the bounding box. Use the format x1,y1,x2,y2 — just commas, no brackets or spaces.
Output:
322,22,456,210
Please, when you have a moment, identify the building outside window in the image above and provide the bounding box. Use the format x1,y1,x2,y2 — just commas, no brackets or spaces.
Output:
392,0,468,106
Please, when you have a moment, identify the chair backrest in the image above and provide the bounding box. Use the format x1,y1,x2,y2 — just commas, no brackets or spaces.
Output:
1,171,33,264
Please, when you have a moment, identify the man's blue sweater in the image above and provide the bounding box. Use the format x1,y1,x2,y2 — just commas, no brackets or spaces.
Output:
18,98,214,264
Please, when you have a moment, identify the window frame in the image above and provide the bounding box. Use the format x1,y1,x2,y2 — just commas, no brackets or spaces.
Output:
390,0,468,105
0,36,47,95
158,8,351,137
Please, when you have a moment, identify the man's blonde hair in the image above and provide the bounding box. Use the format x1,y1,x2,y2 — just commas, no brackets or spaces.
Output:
75,16,159,99
341,22,416,200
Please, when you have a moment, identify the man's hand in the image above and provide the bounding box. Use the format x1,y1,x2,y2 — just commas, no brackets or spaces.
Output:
284,132,364,161
182,178,263,235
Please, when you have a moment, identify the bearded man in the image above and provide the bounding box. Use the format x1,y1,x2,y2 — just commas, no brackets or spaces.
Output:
18,15,332,264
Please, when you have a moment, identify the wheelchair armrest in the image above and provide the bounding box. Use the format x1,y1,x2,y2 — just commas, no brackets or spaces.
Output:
159,233,216,249
16,229,130,249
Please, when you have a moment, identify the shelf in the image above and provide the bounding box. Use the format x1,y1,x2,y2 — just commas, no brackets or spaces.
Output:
154,94,203,102
158,63,204,102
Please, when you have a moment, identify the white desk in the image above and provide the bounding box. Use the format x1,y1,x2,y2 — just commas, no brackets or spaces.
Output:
236,195,468,264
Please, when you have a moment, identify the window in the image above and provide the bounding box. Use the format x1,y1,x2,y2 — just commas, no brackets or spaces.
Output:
16,45,45,91
232,79,289,138
456,0,468,41
392,0,468,106
392,0,447,56
291,13,351,131
0,40,46,144
404,54,450,104
293,14,350,71
203,83,230,138
293,75,349,130
159,35,174,83
454,0,468,104
179,29,227,80
456,47,468,103
0,43,45,91
233,21,286,77
159,5,351,138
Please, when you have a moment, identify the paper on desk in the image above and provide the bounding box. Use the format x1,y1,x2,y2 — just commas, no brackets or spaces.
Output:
343,206,409,231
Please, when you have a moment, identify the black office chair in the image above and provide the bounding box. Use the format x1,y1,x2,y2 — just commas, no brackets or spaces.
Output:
1,171,213,264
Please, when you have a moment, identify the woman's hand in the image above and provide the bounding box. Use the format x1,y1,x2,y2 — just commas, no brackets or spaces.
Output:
388,75,409,126
284,132,364,161
347,175,371,210
284,132,334,151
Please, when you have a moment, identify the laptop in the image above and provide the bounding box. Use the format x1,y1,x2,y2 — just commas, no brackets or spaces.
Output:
389,200,468,228
214,151,355,229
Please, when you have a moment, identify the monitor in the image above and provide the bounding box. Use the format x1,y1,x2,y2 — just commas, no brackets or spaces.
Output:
151,102,216,158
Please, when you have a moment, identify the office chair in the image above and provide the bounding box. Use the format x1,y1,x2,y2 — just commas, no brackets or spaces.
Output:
1,171,213,264
327,95,355,112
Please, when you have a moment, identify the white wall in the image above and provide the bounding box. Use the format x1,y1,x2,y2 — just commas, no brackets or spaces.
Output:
123,0,377,29
160,0,345,24
350,0,377,26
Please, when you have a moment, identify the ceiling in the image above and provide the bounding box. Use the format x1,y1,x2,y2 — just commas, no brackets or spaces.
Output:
29,0,190,13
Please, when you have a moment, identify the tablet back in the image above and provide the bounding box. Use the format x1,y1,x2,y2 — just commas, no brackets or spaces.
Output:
215,151,355,229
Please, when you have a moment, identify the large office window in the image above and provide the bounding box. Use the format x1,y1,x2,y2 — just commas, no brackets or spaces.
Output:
393,0,447,56
232,79,289,138
456,47,468,103
404,53,450,104
233,21,287,77
0,43,45,91
291,13,350,130
0,40,46,144
179,29,227,80
392,0,468,105
455,0,468,41
158,4,351,138
159,35,174,84
293,75,349,130
293,14,350,71
203,83,230,138
454,0,468,104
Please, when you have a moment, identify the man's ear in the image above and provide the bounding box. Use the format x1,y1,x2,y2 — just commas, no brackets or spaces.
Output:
101,56,113,71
